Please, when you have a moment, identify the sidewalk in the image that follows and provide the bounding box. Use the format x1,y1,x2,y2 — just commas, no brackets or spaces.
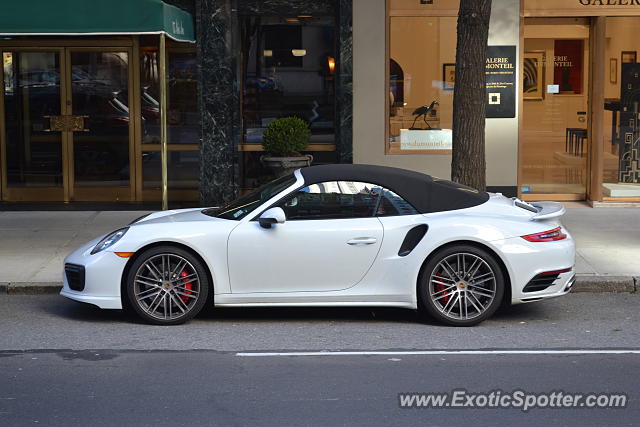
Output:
0,211,149,292
0,206,638,293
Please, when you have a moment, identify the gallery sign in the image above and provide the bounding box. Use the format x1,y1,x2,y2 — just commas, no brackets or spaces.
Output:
578,0,640,5
400,129,452,151
485,45,517,118
525,0,640,16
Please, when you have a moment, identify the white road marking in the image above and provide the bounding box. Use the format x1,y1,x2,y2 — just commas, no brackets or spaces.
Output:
236,349,640,357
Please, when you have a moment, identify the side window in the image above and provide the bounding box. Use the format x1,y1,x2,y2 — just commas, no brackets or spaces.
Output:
277,181,419,220
376,189,420,216
279,181,380,220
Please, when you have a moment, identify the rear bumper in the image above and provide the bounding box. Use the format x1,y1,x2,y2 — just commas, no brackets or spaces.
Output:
513,273,575,304
491,230,576,304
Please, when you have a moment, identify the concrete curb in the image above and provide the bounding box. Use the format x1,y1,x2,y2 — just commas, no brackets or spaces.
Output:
0,276,637,295
572,276,637,293
1,282,63,295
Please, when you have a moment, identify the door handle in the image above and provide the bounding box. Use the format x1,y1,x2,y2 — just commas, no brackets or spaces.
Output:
43,115,89,132
347,237,377,246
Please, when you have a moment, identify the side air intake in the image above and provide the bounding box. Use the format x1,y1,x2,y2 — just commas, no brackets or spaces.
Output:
398,225,429,257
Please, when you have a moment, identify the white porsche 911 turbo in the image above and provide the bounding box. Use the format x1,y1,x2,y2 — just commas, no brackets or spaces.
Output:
61,164,575,326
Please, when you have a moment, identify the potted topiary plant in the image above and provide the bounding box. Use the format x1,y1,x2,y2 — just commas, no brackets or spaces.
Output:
260,116,313,177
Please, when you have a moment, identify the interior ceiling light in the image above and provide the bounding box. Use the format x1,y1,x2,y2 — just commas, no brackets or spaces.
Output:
291,49,307,57
263,49,273,57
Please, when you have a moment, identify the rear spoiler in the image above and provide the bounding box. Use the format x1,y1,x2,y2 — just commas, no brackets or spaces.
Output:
512,199,566,221
530,202,566,220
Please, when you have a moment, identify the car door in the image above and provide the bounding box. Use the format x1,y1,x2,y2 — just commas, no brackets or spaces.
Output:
227,181,384,293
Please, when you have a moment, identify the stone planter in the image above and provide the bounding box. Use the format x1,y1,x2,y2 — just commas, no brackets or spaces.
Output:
260,154,313,177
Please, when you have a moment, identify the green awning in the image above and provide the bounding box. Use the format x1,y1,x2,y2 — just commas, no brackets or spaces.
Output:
0,0,195,42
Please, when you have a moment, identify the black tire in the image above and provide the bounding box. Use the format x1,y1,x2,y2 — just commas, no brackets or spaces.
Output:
418,244,505,326
126,245,210,325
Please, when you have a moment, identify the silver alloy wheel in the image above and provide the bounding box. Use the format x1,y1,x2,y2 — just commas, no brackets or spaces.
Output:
428,252,496,321
133,253,201,321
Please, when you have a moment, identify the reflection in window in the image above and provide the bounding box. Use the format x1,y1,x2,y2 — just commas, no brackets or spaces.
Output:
281,181,379,220
142,151,200,190
388,16,456,152
3,51,63,187
208,174,296,220
240,16,336,145
279,181,418,220
140,47,200,145
520,23,589,197
238,15,337,191
376,189,419,216
71,51,130,187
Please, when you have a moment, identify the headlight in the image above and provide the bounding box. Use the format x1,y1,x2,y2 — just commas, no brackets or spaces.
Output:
91,227,129,255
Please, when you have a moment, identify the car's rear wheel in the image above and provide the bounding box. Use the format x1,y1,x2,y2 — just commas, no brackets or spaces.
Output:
418,245,504,326
126,246,209,325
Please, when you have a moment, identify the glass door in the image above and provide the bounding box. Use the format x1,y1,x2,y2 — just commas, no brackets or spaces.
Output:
1,46,134,202
520,18,590,201
68,49,133,201
1,50,67,201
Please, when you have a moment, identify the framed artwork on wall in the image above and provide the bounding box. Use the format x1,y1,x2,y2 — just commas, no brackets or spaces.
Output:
442,63,455,91
523,51,544,100
610,58,618,84
622,51,636,64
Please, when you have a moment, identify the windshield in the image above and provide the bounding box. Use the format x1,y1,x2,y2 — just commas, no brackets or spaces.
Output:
203,174,297,220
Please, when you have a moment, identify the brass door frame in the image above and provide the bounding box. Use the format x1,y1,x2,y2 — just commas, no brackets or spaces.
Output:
0,47,68,202
138,42,199,203
517,17,592,202
0,40,137,202
65,46,136,202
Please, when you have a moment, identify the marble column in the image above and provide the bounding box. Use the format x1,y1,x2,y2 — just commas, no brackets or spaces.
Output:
196,0,353,206
196,0,240,206
336,0,353,164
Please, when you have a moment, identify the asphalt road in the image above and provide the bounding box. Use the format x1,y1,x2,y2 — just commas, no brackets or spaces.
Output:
1,293,639,426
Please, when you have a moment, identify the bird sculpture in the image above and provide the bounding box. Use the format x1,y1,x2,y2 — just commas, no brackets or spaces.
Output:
410,100,439,130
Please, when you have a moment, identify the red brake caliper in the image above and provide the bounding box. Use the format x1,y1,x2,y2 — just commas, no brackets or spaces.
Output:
179,270,192,304
434,273,451,305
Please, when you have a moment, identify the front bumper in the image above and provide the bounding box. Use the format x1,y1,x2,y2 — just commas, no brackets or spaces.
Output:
59,238,128,309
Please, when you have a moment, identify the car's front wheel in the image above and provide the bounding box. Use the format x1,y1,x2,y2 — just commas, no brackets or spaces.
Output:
126,246,209,325
418,244,505,326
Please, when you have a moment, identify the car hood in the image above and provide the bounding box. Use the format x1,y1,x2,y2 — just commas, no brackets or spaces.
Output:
133,208,222,225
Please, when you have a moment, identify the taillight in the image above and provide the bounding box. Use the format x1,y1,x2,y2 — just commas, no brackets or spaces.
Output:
521,226,567,242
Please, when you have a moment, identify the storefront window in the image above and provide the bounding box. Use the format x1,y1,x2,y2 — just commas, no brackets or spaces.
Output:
140,47,200,145
239,15,337,190
602,17,640,199
142,150,200,190
387,15,457,154
139,40,200,202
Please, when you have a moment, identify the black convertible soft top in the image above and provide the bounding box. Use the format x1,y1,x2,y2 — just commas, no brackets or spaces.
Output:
299,164,489,214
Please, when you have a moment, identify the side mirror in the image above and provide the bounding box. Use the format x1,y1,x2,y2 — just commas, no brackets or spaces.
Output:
258,207,286,229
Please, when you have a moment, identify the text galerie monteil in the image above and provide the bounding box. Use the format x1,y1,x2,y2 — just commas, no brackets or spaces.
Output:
579,0,640,5
486,57,514,70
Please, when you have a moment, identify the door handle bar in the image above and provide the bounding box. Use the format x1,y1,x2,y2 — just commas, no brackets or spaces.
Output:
347,237,377,246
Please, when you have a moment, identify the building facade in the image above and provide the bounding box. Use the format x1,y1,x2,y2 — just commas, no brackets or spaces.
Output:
1,0,639,207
